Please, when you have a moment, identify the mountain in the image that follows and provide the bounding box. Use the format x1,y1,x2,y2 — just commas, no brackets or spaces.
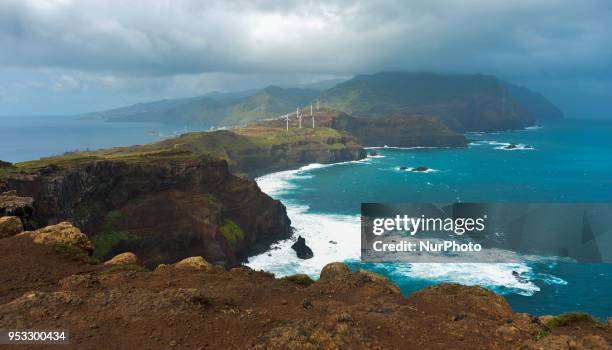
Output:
320,72,536,132
78,72,562,132
505,83,564,121
78,86,320,126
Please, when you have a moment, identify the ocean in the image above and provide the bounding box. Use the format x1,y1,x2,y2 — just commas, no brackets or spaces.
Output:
246,119,612,320
0,115,210,163
1,115,610,319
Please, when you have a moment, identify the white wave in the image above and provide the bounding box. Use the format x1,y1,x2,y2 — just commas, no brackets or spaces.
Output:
408,263,541,296
250,161,560,298
256,160,370,197
494,144,535,151
365,145,451,150
246,205,361,278
396,167,438,173
525,125,543,130
476,140,510,146
536,273,568,286
474,140,535,151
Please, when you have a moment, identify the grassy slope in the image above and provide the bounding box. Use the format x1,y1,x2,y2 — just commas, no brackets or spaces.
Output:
14,124,360,176
98,86,320,126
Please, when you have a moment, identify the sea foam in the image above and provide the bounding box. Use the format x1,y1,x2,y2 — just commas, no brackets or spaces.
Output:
247,159,563,296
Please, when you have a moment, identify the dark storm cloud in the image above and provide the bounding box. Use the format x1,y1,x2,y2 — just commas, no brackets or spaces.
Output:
0,0,611,115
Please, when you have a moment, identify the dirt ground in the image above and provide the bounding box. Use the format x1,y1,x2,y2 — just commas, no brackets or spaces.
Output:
0,235,610,350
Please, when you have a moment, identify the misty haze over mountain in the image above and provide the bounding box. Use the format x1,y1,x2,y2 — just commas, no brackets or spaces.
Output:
0,1,610,118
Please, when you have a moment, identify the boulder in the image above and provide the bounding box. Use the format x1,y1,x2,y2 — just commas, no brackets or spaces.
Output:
320,262,351,281
504,143,518,149
104,252,141,266
291,235,313,259
399,166,409,170
31,222,93,255
411,166,429,172
369,151,379,156
0,216,23,238
174,256,212,271
358,270,401,294
0,193,34,228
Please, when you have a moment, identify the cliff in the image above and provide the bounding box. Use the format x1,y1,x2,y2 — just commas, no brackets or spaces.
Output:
0,124,368,265
0,235,609,350
256,108,468,148
505,82,564,121
0,155,291,267
321,72,537,132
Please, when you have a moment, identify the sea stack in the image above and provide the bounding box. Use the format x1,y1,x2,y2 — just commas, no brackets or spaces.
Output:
291,235,314,259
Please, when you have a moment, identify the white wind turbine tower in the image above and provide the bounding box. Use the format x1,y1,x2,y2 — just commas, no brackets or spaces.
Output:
297,107,302,128
285,114,289,131
311,104,315,128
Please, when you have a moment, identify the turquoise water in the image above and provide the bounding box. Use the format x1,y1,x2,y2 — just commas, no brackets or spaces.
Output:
0,115,209,163
248,119,612,319
2,116,610,319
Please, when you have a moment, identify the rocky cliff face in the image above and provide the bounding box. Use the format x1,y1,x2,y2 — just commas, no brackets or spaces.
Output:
254,108,467,151
0,156,291,267
227,133,366,178
327,112,468,148
322,72,536,132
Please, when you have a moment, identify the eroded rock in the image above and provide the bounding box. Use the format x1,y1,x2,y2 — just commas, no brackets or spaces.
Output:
30,222,93,255
174,256,212,271
104,252,141,266
0,216,23,238
319,262,351,281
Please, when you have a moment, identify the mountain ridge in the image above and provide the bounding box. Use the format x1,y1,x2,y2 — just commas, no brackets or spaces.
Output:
76,72,563,132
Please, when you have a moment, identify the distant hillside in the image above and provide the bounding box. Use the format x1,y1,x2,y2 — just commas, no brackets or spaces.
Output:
79,86,319,126
78,72,562,132
320,72,536,132
505,83,564,121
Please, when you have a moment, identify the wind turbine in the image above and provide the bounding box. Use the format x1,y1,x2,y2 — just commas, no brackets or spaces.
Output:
285,114,289,131
311,104,315,128
297,107,302,128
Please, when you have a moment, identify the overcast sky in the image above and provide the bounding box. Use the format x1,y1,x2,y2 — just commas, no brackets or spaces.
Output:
1,0,610,117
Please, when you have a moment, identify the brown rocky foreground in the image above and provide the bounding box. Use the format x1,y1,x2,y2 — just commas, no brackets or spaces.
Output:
0,227,610,350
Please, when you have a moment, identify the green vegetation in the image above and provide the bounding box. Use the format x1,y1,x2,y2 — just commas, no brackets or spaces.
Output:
8,114,360,178
50,243,99,264
543,312,595,328
220,218,244,246
280,274,315,287
91,230,140,261
104,210,122,227
101,263,148,275
533,329,550,341
78,85,320,126
202,193,222,210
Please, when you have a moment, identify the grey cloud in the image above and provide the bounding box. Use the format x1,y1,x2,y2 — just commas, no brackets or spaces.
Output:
0,0,610,116
1,0,609,77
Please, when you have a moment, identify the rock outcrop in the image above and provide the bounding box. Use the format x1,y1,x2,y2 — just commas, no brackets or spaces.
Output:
0,251,608,350
104,252,141,266
0,216,23,238
173,256,212,271
320,262,352,280
28,222,93,255
291,235,314,259
0,156,291,267
0,191,34,229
